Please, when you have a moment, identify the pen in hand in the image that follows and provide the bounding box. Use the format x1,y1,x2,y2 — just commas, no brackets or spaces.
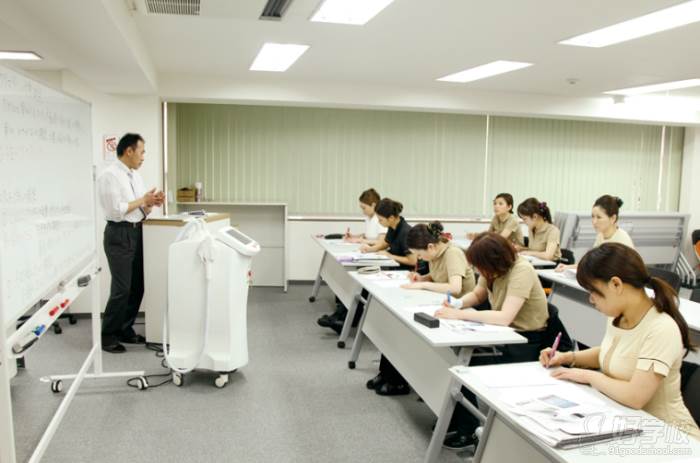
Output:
547,331,562,368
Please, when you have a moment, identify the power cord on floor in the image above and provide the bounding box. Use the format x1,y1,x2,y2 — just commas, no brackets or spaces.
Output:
126,344,171,390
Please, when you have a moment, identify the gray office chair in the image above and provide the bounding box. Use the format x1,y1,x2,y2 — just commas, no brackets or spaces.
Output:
559,249,575,265
691,288,700,304
681,361,700,426
647,266,682,293
543,303,574,353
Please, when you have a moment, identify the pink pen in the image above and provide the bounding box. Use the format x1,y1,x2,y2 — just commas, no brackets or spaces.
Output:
548,331,562,366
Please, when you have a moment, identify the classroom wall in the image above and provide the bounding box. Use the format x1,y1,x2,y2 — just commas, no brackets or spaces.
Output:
169,103,683,217
29,70,163,314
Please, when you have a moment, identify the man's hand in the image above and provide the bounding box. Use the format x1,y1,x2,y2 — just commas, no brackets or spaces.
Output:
143,188,158,207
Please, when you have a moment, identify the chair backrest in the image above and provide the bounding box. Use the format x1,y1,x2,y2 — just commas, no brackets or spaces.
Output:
647,266,682,293
691,288,700,304
681,361,700,426
559,248,575,265
543,303,574,353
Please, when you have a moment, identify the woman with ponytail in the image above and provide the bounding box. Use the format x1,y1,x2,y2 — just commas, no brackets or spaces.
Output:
402,221,476,296
516,197,562,261
468,193,524,247
359,198,417,270
556,194,634,272
363,198,417,396
541,243,700,440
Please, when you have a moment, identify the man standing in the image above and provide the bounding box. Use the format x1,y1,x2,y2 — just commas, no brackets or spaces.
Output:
97,133,164,353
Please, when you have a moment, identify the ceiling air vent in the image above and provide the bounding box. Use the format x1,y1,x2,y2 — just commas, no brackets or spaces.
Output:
145,0,201,16
260,0,294,20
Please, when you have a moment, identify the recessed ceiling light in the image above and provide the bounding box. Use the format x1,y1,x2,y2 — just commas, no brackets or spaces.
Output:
604,78,700,96
437,61,533,83
560,0,700,48
310,0,394,25
250,43,309,72
0,51,42,61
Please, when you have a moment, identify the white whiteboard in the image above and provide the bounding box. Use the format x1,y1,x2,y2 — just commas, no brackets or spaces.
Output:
0,65,94,328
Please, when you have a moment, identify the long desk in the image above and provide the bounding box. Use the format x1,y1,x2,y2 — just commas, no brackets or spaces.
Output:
538,270,700,364
347,270,526,416
452,238,558,269
309,236,398,348
426,362,700,463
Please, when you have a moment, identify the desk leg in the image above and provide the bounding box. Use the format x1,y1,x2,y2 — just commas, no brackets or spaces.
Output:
423,377,462,463
472,408,496,463
457,346,473,365
338,293,365,349
348,293,372,369
309,252,326,303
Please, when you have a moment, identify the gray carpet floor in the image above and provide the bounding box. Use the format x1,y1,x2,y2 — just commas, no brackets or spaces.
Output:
10,284,470,463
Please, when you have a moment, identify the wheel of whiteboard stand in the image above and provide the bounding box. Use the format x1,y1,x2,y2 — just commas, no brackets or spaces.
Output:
51,380,63,394
214,374,229,389
53,324,62,334
309,297,316,303
136,377,149,391
172,372,183,387
68,315,77,325
337,341,345,349
348,361,356,369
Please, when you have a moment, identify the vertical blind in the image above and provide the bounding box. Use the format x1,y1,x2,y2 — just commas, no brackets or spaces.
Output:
171,103,683,216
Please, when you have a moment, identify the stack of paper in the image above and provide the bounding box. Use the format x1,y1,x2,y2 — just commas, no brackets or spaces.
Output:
501,383,642,449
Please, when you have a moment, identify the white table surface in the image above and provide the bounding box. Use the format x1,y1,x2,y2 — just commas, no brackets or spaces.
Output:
451,362,700,462
312,236,399,267
538,270,700,332
349,271,527,348
453,239,557,268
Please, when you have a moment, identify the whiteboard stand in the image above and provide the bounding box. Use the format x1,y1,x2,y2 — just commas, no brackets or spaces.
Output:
0,262,146,463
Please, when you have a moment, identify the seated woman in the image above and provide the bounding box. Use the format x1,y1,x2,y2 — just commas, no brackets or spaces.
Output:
401,221,475,297
343,188,387,244
318,188,386,332
361,198,417,396
542,243,700,441
556,194,634,272
468,193,524,247
516,197,562,262
434,232,551,450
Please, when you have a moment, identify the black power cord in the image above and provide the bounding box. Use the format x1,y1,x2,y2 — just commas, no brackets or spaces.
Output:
126,345,172,390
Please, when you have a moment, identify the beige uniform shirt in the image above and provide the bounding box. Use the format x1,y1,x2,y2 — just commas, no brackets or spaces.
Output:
599,307,700,440
489,214,525,247
593,227,634,249
428,244,476,298
526,222,562,261
476,256,548,331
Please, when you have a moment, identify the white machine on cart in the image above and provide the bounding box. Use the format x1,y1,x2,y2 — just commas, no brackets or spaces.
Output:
164,220,260,388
